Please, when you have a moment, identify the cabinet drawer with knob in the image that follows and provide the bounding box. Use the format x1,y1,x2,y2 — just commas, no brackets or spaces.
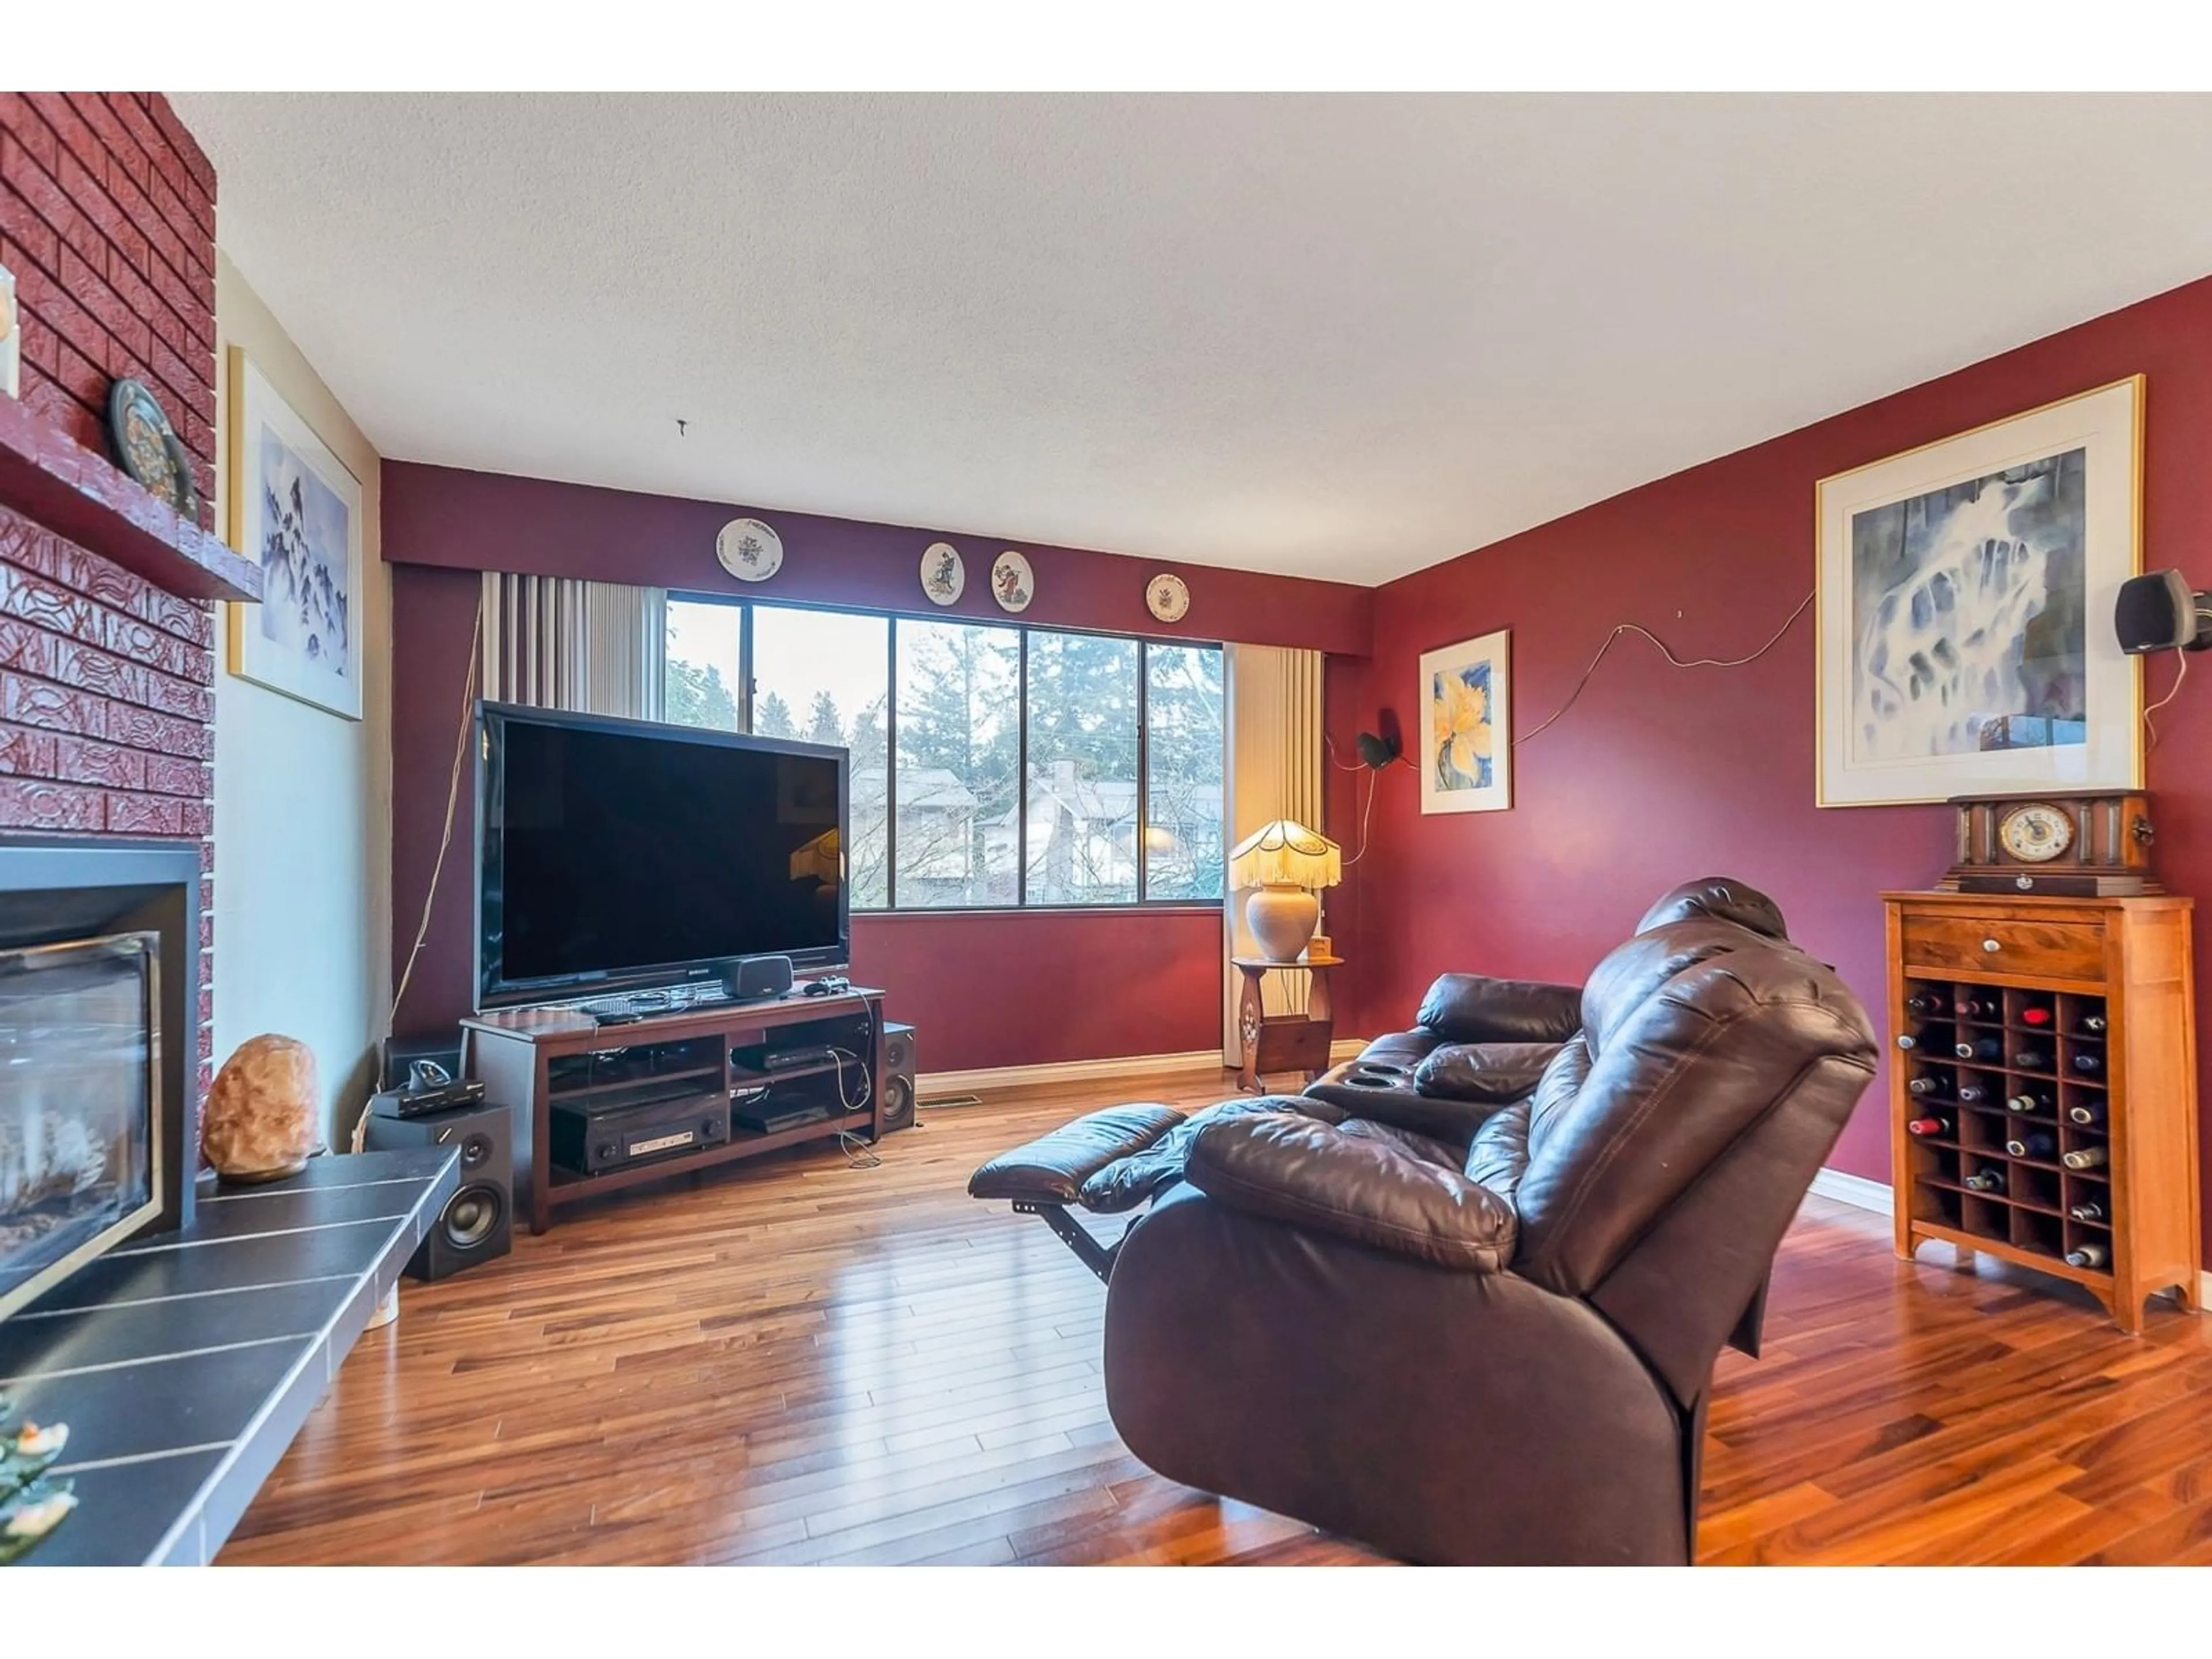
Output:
1896,911,2104,982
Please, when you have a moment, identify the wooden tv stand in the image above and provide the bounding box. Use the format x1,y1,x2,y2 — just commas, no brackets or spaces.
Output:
463,986,885,1233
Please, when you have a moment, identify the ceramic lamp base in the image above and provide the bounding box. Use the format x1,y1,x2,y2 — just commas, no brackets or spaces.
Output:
1246,884,1320,963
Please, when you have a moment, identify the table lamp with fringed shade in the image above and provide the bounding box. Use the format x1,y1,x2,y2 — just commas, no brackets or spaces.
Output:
1229,818,1342,963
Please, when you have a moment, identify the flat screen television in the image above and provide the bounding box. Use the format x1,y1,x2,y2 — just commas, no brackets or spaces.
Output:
475,702,850,1009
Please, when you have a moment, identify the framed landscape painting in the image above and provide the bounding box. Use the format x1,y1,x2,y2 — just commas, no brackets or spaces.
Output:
226,349,363,720
1419,629,1510,815
1816,377,2143,807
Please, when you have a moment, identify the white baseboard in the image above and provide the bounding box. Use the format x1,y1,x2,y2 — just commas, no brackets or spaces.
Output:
920,1036,1373,1100
921,1048,1226,1098
1806,1167,1893,1217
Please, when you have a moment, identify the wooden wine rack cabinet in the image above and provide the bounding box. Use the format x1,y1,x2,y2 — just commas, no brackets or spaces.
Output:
1884,891,2200,1333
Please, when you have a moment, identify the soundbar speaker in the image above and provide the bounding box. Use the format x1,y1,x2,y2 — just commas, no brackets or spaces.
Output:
363,1101,513,1281
720,953,795,1002
880,1021,917,1132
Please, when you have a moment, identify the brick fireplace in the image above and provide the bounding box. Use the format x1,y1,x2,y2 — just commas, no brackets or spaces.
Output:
1,93,242,1107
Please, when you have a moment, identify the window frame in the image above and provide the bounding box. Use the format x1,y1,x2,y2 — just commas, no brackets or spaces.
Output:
664,591,1225,915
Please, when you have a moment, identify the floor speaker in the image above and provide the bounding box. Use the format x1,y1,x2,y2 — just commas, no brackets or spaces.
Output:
880,1021,916,1132
363,1101,513,1281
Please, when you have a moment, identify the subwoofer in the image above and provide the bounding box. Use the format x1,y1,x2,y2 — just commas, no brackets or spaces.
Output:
363,1101,513,1281
880,1021,916,1133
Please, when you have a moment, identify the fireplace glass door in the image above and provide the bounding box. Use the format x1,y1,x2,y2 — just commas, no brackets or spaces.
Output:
0,931,162,1320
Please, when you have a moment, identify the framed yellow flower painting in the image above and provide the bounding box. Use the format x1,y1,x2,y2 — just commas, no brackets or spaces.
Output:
1418,630,1511,815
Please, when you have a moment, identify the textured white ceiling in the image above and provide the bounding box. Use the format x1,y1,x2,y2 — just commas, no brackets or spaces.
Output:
173,92,2212,585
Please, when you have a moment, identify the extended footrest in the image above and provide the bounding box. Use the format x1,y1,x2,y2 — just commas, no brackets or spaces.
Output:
970,1096,1333,1282
968,1103,1188,1207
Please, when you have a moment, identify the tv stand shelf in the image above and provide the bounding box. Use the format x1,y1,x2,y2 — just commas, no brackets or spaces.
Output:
463,987,885,1233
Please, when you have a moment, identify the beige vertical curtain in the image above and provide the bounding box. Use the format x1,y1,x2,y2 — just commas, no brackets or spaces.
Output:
481,573,666,719
1222,643,1326,1063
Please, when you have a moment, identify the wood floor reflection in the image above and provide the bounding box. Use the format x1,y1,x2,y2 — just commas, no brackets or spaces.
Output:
222,1070,2212,1565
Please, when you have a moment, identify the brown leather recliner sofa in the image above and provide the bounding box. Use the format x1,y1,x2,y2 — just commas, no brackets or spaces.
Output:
969,877,1877,1564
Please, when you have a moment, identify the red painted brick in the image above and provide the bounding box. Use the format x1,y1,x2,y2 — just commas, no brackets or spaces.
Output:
144,751,209,798
0,722,59,775
7,257,115,384
0,775,105,830
56,147,152,281
177,798,211,838
199,908,212,950
0,94,60,177
3,134,110,277
77,96,155,194
55,732,146,789
143,96,217,202
58,246,152,364
147,171,213,257
0,616,55,677
105,699,211,760
0,666,105,736
17,375,104,453
107,790,185,836
24,94,108,194
0,177,62,278
195,983,213,1027
104,164,195,295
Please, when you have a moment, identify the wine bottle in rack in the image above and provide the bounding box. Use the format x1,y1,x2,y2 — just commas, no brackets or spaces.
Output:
2071,1051,2106,1077
1957,997,2002,1020
2067,1100,2107,1127
1955,1036,2005,1062
1904,990,1946,1017
1907,1074,1952,1099
2062,1145,2109,1171
1896,1024,1953,1052
2018,999,2055,1027
1955,1080,1991,1104
1962,1167,2008,1194
2005,1128,2056,1160
2065,1242,2109,1270
2080,1013,2108,1035
1907,1115,1953,1139
2012,1046,2053,1071
2068,1198,2107,1224
2006,1089,2054,1115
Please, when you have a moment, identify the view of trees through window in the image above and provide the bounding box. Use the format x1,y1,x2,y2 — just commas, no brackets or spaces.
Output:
663,597,1224,910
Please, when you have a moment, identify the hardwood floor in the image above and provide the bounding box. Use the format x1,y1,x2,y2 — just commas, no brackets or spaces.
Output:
222,1069,2212,1566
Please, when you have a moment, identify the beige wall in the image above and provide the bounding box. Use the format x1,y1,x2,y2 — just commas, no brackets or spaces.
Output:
212,252,392,1143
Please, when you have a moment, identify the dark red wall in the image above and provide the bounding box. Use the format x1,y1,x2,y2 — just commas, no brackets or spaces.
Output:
385,468,1369,1069
1331,273,2212,1213
383,461,1373,657
1,92,219,1098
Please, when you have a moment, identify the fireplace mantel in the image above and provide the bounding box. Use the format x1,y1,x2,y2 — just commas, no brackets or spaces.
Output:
0,393,261,604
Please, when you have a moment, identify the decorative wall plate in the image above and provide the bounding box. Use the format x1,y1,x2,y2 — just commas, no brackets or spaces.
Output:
921,540,965,605
716,517,784,582
1146,573,1190,623
990,550,1034,613
107,377,193,513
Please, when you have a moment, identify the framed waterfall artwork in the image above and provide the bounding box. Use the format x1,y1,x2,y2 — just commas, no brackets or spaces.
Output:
1419,629,1510,815
225,349,364,719
1816,377,2143,808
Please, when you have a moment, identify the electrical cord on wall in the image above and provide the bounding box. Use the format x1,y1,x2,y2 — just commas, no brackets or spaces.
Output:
2144,649,2191,750
1515,588,1816,747
354,597,483,1158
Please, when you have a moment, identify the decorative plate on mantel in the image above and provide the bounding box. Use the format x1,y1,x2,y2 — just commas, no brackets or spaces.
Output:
106,378,199,518
715,518,783,582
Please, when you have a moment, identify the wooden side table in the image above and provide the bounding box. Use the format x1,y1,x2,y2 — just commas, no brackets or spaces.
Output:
1233,954,1342,1092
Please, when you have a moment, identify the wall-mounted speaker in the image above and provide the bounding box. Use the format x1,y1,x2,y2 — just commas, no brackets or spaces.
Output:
2116,570,2212,654
363,1101,513,1281
880,1021,916,1133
